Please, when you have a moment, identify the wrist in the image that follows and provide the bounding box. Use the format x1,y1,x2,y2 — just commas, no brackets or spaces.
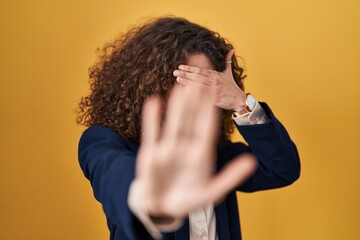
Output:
233,93,256,117
232,91,247,112
128,180,183,237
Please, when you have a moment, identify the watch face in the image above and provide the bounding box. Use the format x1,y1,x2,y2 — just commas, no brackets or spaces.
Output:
246,94,256,110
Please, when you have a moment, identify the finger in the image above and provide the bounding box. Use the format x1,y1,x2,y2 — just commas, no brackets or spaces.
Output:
162,84,192,139
137,96,162,177
173,69,212,86
204,153,258,203
190,103,220,179
165,153,257,217
224,49,235,74
141,96,162,146
182,82,216,141
175,76,188,86
191,91,219,160
163,82,209,141
177,84,218,173
178,65,213,77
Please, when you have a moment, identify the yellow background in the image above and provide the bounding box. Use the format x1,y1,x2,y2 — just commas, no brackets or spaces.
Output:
0,0,359,239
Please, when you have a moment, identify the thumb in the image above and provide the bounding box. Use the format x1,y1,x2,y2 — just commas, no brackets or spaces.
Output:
224,49,235,74
205,153,258,204
137,96,162,178
141,96,162,147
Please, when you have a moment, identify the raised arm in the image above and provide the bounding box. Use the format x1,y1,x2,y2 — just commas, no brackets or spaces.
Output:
173,50,300,192
234,102,301,192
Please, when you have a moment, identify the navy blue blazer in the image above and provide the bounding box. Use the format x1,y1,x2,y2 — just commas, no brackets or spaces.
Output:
78,102,300,240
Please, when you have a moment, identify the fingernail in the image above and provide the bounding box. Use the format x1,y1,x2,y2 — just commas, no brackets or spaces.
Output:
173,70,179,76
178,65,184,70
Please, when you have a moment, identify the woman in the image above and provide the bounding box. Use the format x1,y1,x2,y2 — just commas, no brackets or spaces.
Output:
77,16,300,240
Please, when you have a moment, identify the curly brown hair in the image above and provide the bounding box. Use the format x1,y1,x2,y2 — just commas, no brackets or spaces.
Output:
76,16,246,146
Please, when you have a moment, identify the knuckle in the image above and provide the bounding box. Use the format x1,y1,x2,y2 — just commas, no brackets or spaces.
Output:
214,78,221,86
209,70,216,76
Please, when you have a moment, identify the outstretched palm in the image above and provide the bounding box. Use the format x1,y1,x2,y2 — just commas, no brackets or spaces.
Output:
136,83,257,219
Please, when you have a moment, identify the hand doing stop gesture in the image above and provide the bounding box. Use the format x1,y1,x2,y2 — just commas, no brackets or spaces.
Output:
134,82,257,222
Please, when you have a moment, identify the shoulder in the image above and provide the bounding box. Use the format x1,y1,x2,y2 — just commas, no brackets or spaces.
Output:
78,125,138,177
79,124,138,152
80,124,120,140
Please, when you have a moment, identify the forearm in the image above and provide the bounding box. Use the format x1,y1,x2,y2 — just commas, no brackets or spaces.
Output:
235,102,301,191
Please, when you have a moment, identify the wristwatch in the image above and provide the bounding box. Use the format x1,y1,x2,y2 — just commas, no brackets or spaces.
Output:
232,93,256,117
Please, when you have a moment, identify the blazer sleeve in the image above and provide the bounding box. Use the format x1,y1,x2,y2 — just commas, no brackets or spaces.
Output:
78,125,148,239
224,102,301,192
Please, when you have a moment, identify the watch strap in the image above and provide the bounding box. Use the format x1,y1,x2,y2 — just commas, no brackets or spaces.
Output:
233,93,252,117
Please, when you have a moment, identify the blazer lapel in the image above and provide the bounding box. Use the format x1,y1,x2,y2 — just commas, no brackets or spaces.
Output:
175,218,190,240
215,201,231,240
